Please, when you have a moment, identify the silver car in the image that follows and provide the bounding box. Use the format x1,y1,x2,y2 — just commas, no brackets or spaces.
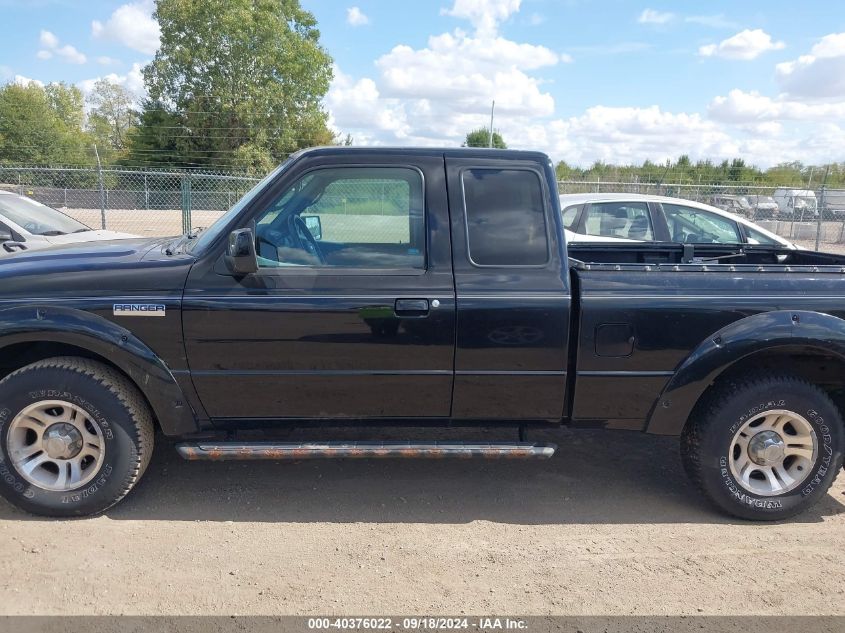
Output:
0,191,135,255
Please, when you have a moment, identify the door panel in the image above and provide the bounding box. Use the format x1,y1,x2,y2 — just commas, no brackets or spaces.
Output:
444,154,570,420
183,153,456,420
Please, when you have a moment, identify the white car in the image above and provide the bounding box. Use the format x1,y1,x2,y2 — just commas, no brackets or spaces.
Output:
559,192,795,249
0,190,136,255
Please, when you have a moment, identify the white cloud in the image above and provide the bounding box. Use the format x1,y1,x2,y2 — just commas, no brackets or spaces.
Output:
92,0,160,56
698,29,785,60
545,105,737,165
36,29,87,64
709,89,845,122
13,75,44,88
39,30,59,49
56,44,87,65
78,62,146,103
441,0,521,37
808,32,845,58
328,0,563,149
776,32,845,100
637,9,674,25
97,56,121,66
346,7,369,27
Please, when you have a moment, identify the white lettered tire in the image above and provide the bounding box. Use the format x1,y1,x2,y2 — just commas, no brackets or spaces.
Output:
0,357,154,517
681,373,844,520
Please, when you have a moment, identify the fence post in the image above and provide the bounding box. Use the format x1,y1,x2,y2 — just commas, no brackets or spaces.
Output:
94,145,107,230
815,185,826,251
144,174,149,210
180,173,192,234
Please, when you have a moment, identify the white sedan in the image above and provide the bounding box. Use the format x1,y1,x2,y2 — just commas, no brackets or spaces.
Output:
0,190,136,255
559,192,795,249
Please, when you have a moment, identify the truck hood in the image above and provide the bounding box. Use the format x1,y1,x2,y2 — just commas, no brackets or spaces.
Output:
0,235,193,297
42,230,139,245
0,236,174,270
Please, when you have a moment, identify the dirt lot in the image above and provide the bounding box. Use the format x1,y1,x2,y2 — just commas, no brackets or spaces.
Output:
1,427,844,616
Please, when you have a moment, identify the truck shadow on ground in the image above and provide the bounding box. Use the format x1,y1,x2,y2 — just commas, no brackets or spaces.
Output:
2,427,844,524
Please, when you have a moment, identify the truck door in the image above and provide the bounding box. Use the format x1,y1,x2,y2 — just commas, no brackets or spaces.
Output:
182,152,456,421
445,154,570,420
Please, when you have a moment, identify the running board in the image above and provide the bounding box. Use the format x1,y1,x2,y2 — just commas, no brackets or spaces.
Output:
175,441,556,461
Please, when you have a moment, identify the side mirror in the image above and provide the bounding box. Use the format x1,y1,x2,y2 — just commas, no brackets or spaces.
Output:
225,228,258,275
303,215,322,241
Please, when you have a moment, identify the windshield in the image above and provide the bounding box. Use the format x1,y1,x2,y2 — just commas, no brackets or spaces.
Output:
0,194,89,235
188,161,289,254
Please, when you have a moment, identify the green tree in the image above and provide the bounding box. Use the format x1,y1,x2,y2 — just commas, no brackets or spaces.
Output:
463,127,507,149
0,82,91,166
86,79,139,161
45,82,85,130
136,0,334,170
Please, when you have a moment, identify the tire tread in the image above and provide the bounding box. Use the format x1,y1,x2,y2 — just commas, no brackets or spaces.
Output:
1,356,154,515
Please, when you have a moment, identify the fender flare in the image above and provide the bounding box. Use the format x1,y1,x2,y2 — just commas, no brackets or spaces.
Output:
0,304,199,435
646,310,845,435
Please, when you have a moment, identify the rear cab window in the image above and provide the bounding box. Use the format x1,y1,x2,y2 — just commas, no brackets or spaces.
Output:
461,168,549,266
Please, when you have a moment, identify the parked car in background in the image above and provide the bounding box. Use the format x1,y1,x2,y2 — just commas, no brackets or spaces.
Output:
560,193,795,248
0,190,136,255
708,194,753,217
745,194,780,219
773,188,818,219
820,190,845,220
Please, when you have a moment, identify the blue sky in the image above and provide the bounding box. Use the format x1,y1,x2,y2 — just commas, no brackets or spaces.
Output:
2,0,845,167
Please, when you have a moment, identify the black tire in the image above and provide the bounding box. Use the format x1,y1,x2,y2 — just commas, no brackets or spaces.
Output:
682,372,844,521
0,357,154,517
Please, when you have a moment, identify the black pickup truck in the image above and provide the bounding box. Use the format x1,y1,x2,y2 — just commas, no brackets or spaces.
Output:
0,147,843,520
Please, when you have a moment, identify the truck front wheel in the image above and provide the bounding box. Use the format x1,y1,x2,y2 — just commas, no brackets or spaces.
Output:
681,373,844,520
0,357,154,517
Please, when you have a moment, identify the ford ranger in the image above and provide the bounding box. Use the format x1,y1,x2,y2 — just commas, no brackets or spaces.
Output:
0,147,843,520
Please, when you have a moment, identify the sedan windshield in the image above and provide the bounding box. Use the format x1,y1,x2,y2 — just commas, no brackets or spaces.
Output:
0,194,90,236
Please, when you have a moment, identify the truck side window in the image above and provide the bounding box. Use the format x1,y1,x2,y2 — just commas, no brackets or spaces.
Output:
462,169,549,266
253,167,425,269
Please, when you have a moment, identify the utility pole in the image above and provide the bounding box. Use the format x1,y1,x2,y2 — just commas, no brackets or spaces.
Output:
488,100,495,148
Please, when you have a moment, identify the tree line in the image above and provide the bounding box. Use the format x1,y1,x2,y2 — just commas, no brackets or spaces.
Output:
0,0,334,174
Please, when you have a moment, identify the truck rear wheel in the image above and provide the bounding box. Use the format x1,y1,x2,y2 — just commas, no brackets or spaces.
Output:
681,373,844,520
0,357,154,517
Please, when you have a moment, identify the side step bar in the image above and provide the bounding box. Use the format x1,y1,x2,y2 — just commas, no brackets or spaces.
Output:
175,441,557,461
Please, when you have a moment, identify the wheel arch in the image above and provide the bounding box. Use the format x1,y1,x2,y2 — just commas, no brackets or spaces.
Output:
0,305,199,436
646,310,845,435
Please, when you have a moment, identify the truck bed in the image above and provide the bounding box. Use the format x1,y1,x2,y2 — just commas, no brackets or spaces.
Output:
567,243,845,268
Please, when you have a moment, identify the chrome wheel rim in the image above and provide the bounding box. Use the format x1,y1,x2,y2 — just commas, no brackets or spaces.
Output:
729,409,817,497
6,400,105,492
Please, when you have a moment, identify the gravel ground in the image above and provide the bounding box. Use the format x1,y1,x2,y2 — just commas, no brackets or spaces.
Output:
1,427,844,617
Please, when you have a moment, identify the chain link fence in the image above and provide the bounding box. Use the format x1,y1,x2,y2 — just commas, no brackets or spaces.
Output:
3,165,845,252
558,179,845,251
0,165,260,238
